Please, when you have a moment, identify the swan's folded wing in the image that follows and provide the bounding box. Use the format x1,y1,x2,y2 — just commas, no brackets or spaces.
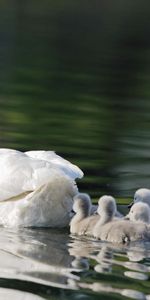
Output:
0,150,70,201
25,150,84,180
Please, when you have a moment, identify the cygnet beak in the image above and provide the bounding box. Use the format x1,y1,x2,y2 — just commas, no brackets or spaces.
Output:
69,209,75,218
128,201,134,209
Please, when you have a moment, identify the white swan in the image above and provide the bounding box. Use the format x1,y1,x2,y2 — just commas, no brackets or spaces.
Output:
69,193,99,236
93,195,150,243
125,202,150,224
128,188,150,208
0,148,83,227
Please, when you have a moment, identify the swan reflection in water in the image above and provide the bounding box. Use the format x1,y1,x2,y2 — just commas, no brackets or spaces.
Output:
0,227,80,290
0,288,44,300
0,228,150,300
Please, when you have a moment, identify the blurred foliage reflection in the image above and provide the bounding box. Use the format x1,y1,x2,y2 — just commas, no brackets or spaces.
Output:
0,1,150,200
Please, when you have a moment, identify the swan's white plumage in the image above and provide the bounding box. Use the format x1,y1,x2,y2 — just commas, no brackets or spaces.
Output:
26,150,83,180
0,149,83,201
0,148,83,227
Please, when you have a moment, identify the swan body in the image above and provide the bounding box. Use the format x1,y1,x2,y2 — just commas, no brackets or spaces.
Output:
0,149,83,227
125,202,150,224
70,193,99,236
93,195,150,243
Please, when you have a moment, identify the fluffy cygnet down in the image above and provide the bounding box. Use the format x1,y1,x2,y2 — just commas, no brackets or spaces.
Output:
69,193,99,236
93,195,117,236
128,188,150,208
93,195,150,244
90,205,123,217
125,202,150,224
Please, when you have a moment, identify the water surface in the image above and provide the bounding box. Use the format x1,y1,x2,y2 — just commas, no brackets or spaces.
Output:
0,1,150,299
0,228,150,300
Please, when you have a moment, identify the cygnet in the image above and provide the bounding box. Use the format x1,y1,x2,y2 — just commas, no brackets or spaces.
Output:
69,193,99,236
128,188,150,208
93,195,150,243
125,202,150,224
93,195,117,240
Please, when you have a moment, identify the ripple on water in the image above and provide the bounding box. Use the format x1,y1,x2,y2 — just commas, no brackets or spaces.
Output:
0,288,44,300
0,228,149,300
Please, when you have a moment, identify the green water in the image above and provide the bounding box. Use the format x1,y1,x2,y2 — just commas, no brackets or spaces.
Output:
0,1,150,299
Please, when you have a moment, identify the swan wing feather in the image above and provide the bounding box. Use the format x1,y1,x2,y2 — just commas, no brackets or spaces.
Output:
26,150,83,180
0,149,81,201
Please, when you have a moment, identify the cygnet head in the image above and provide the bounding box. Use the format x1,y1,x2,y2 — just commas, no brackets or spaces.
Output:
73,193,91,216
97,195,117,219
134,188,150,205
127,202,150,224
128,188,150,209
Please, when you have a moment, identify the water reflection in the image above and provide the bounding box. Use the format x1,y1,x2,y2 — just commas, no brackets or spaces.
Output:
0,228,79,288
0,1,150,200
0,1,150,299
68,236,150,299
0,228,150,299
0,288,44,300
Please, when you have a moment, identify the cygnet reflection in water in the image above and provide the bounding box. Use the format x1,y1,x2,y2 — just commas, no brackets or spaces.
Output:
79,281,147,300
68,234,150,300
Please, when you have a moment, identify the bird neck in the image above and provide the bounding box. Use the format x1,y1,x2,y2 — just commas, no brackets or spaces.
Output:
99,212,113,226
72,210,89,223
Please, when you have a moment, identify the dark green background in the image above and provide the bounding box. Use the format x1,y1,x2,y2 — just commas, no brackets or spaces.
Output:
0,0,150,199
